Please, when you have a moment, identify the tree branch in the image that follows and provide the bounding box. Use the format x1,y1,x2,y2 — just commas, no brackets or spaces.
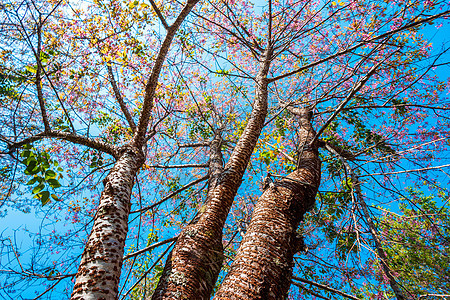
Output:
6,131,117,158
311,56,386,145
149,0,169,30
123,236,178,260
130,174,209,214
291,280,331,300
268,11,450,83
133,0,200,147
361,164,450,177
292,276,360,300
325,143,407,300
107,65,136,131
146,163,209,169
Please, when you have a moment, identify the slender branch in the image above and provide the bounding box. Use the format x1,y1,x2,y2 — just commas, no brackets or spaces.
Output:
360,137,447,166
107,65,136,131
292,276,360,300
311,56,386,145
120,241,175,300
268,0,272,44
130,174,209,214
18,10,75,133
134,0,200,147
123,236,178,260
149,0,169,30
319,103,450,114
268,11,450,83
33,278,64,300
146,163,209,169
178,142,210,148
325,143,407,300
34,16,50,131
419,294,450,299
361,163,450,177
6,131,117,158
291,280,331,300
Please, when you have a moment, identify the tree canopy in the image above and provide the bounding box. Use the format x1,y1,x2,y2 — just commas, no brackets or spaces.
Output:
0,0,449,299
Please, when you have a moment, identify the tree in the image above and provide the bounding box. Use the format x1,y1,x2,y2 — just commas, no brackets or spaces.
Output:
1,0,450,299
1,0,200,298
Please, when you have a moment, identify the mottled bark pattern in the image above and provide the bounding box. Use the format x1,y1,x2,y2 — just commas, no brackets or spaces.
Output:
214,110,321,300
152,51,272,300
71,146,145,300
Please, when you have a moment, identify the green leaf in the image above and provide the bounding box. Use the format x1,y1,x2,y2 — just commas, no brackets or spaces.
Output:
45,170,57,180
42,161,50,170
32,183,45,194
50,194,59,201
27,177,39,185
40,191,50,205
25,162,39,175
26,156,37,165
25,65,37,74
21,150,31,158
47,179,61,188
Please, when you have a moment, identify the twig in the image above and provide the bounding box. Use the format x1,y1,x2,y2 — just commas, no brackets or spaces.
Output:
292,276,360,300
123,236,178,260
131,175,209,214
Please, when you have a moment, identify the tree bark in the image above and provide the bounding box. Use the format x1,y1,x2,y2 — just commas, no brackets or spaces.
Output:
71,146,145,300
214,109,321,300
152,49,272,300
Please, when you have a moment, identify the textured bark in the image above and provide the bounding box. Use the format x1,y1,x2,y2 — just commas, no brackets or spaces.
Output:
71,145,145,300
152,50,272,300
214,109,321,300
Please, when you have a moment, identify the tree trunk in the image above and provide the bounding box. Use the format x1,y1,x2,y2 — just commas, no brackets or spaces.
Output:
152,50,272,300
214,109,321,300
71,145,145,300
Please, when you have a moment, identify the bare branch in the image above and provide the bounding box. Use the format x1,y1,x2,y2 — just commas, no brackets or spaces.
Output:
123,236,178,260
130,174,209,214
146,163,209,169
311,56,387,145
178,142,210,148
291,280,331,300
134,0,200,147
6,131,118,158
361,163,450,177
149,0,169,30
292,276,360,300
419,294,450,299
325,143,407,300
107,65,136,131
120,241,175,300
268,11,450,83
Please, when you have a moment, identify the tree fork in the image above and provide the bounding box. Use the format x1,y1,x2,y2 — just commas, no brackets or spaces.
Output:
152,49,273,300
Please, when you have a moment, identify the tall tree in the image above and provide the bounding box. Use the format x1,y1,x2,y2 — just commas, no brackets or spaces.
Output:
1,0,200,298
1,0,450,299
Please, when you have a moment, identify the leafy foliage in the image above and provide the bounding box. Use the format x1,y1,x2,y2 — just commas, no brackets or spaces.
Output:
20,144,63,205
378,187,450,296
